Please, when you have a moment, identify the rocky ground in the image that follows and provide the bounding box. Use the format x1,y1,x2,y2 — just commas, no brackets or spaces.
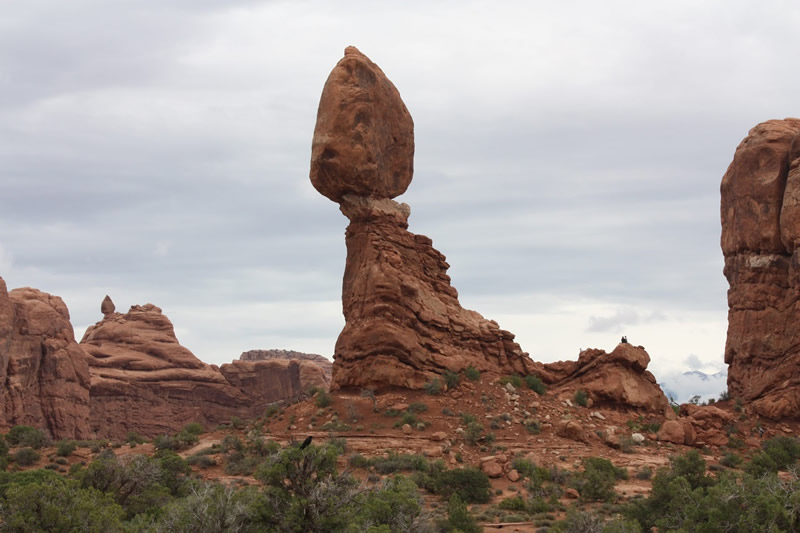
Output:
12,371,797,532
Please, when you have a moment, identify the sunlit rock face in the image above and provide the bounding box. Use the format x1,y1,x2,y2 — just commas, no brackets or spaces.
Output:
721,118,800,419
310,47,536,391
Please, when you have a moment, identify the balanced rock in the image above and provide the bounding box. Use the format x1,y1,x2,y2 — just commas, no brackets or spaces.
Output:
0,277,91,438
310,46,414,202
721,118,800,419
101,295,115,316
537,344,675,418
310,47,535,390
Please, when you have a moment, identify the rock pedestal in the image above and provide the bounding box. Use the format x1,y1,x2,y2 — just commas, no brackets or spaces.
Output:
721,118,800,419
311,48,535,390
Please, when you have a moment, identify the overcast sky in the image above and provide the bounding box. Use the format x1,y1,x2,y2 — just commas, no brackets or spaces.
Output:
2,1,797,396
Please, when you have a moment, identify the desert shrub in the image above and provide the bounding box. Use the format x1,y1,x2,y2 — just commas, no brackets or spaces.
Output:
392,412,421,429
224,451,261,476
126,432,147,445
370,453,429,474
153,434,177,451
315,389,332,408
150,482,259,533
424,378,442,395
524,419,542,434
464,365,481,381
0,476,125,532
499,495,528,512
406,402,429,413
720,452,742,469
353,475,422,532
635,466,652,480
56,440,78,457
760,436,800,470
249,437,280,457
0,434,8,457
571,457,624,502
524,374,547,395
186,454,216,468
414,466,491,504
439,493,481,533
254,442,360,532
11,447,40,466
264,404,282,419
464,422,485,445
182,422,204,435
669,449,711,489
500,375,523,388
460,412,477,425
221,435,244,454
348,453,370,469
6,425,46,449
573,389,589,407
443,369,460,389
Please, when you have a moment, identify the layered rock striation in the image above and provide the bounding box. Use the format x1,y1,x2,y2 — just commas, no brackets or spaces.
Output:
81,299,328,437
0,277,91,438
239,349,332,384
538,343,675,419
310,47,535,390
721,118,800,419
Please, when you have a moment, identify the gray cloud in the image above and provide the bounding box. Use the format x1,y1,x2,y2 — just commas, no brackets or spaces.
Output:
2,0,797,367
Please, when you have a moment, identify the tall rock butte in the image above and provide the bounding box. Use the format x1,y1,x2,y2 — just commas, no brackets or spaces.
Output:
721,118,800,419
311,47,535,390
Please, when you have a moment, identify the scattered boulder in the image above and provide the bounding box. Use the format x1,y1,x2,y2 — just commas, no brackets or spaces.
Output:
721,118,800,419
481,460,504,478
0,278,91,439
310,47,535,391
556,419,587,443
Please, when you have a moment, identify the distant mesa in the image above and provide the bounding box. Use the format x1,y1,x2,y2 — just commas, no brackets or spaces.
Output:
310,47,536,390
721,118,800,419
240,349,332,384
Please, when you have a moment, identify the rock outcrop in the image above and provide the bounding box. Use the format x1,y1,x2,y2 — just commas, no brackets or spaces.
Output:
310,47,535,390
539,344,675,418
721,118,800,419
0,277,91,438
81,302,327,437
239,349,332,384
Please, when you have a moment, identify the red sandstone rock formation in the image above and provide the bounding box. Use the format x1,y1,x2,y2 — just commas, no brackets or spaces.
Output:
538,343,675,419
310,47,535,390
81,299,327,437
721,118,800,419
239,349,332,384
0,277,91,438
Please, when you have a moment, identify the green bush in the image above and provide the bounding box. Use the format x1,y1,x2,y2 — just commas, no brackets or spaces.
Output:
442,493,481,533
0,477,125,532
56,440,77,457
571,457,624,502
353,475,422,532
369,453,429,474
0,434,8,457
464,422,485,445
573,389,588,407
406,402,428,413
500,375,523,388
315,390,332,408
182,422,204,435
12,447,40,466
153,434,177,451
424,378,442,395
6,425,46,449
186,454,216,468
524,374,547,395
415,466,491,504
720,452,742,469
126,432,147,445
443,370,460,389
464,365,481,381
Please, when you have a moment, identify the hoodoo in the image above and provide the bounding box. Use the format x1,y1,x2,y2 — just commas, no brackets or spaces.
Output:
721,118,800,419
310,47,535,390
